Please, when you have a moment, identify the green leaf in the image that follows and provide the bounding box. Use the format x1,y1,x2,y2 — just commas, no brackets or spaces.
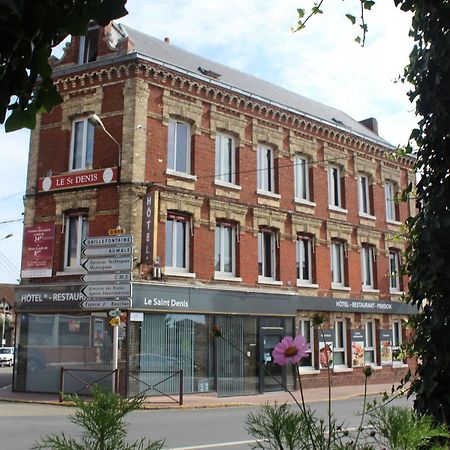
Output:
355,36,361,44
64,15,90,35
35,47,52,79
363,0,375,9
95,0,128,26
5,106,37,132
0,0,23,17
345,14,356,25
297,8,305,19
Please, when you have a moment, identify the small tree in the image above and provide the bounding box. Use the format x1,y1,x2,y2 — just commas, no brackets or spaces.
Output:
32,385,164,450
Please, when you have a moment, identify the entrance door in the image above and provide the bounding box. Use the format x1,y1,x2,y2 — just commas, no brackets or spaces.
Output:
260,330,286,392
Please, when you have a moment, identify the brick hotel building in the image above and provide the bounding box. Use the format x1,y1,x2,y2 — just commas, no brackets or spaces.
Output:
14,22,415,396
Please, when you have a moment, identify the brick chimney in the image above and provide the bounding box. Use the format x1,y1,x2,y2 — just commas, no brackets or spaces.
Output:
359,117,379,135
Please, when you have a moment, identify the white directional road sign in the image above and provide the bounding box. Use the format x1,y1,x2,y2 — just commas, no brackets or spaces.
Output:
83,235,133,246
81,273,132,282
82,246,132,257
81,299,131,309
81,283,132,298
82,256,132,272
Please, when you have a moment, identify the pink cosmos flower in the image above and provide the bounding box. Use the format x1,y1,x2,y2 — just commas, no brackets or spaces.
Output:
272,335,310,365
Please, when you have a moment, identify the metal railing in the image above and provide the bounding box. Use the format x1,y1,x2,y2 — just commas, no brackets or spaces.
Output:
128,369,184,405
59,367,119,402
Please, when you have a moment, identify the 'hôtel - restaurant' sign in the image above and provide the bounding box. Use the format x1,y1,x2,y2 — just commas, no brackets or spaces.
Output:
38,167,118,192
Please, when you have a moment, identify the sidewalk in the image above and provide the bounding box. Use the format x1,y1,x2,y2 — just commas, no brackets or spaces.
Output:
0,382,396,409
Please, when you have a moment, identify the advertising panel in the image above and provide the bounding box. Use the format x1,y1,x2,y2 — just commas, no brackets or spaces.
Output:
21,223,55,278
351,329,365,367
380,329,393,365
318,329,334,369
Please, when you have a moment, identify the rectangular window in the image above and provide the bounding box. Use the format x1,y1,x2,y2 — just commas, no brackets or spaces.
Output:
364,321,376,364
78,27,99,65
389,250,401,292
167,120,191,174
165,213,189,272
258,229,277,280
257,146,275,193
296,236,313,283
65,214,88,269
385,181,397,221
361,246,375,289
358,175,371,215
215,134,236,184
215,222,236,276
334,320,347,367
294,156,309,201
392,320,403,362
331,241,345,287
328,165,342,208
70,119,94,171
299,319,314,368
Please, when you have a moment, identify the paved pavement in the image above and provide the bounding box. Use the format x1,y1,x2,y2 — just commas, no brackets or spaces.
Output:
0,381,401,409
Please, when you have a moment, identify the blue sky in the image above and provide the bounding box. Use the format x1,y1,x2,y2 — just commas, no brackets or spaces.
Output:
0,1,416,284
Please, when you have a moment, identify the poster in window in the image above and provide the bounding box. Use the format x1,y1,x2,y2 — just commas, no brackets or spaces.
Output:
94,319,105,347
318,329,334,369
351,329,365,367
380,329,393,365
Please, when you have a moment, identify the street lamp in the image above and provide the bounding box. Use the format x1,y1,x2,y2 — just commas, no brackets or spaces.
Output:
88,114,122,167
0,297,8,347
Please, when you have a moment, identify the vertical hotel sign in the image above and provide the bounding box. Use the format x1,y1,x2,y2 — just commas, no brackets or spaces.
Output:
141,191,159,264
21,223,55,278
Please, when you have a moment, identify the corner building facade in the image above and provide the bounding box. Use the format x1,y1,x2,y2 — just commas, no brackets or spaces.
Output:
14,23,415,396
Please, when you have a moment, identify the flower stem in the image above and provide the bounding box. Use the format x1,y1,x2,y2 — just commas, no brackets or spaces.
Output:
319,325,332,450
214,330,304,411
295,363,317,450
354,373,368,449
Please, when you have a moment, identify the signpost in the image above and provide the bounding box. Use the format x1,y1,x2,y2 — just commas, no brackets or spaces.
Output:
81,273,131,283
80,300,131,309
81,283,132,298
82,256,132,272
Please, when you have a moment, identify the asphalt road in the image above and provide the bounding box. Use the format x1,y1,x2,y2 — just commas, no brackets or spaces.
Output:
0,395,412,449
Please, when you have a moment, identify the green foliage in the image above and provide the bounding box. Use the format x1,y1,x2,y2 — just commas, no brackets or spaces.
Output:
393,0,450,424
32,385,164,450
245,402,353,450
367,405,450,449
0,0,128,132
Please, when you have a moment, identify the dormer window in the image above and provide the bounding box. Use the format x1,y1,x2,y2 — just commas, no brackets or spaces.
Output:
78,26,99,64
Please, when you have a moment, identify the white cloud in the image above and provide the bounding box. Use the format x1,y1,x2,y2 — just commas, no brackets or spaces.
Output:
0,2,418,282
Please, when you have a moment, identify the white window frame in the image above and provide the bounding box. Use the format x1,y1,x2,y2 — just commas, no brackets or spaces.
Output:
364,321,376,365
296,236,313,284
258,229,277,281
385,181,397,221
69,118,94,171
361,245,375,290
64,214,88,270
334,320,347,368
331,241,345,288
294,155,310,201
299,319,314,370
214,223,236,277
358,174,371,215
328,165,342,208
77,27,99,65
257,146,275,194
389,250,401,292
392,320,403,363
215,133,236,185
167,119,191,175
165,214,190,273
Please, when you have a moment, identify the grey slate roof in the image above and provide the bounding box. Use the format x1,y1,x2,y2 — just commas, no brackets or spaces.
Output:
121,24,392,148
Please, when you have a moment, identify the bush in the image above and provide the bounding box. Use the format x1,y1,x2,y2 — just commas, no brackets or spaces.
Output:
32,385,164,450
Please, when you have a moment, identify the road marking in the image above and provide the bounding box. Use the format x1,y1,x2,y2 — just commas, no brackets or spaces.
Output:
168,439,259,449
